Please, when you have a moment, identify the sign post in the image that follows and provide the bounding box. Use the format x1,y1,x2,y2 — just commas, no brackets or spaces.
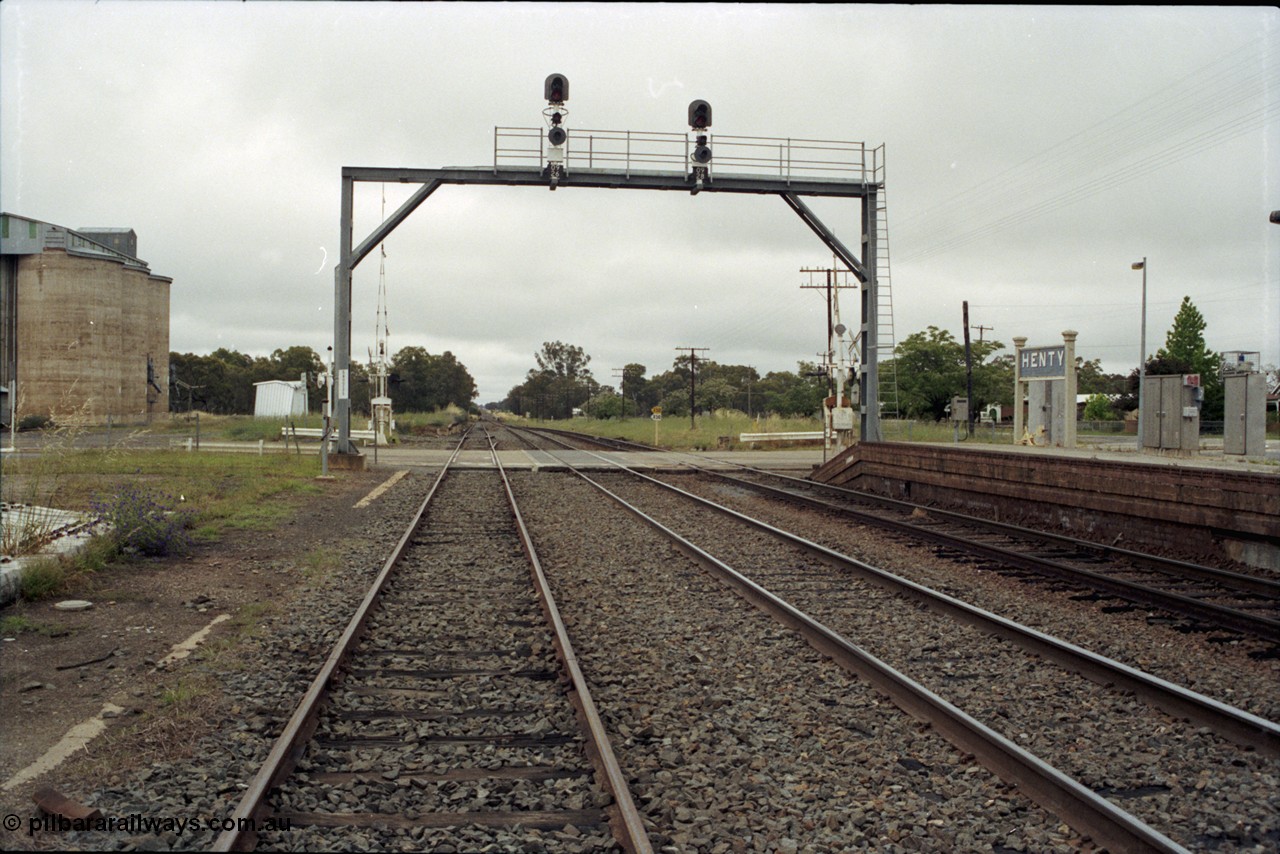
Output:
1012,331,1078,448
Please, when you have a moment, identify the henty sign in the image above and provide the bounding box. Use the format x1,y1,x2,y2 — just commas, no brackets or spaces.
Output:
1019,346,1067,379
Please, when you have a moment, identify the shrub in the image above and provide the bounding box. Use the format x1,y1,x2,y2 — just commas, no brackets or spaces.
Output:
19,557,68,600
1082,393,1118,421
91,484,191,557
18,414,53,432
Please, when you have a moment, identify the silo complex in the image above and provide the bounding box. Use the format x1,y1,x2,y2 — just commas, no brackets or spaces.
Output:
0,213,171,425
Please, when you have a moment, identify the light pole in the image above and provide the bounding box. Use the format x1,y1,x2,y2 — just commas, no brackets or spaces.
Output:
1132,258,1147,449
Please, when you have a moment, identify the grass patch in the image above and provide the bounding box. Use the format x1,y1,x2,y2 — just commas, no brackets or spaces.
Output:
60,666,223,784
299,546,342,582
3,450,325,539
18,556,73,601
230,600,277,634
395,405,470,436
158,680,199,707
0,615,37,634
2,451,330,598
75,534,124,573
0,615,65,636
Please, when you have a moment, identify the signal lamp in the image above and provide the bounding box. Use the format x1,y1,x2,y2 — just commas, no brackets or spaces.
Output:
545,74,569,104
692,133,712,164
688,99,712,130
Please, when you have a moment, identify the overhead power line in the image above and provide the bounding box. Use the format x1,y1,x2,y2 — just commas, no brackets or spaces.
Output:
894,35,1280,264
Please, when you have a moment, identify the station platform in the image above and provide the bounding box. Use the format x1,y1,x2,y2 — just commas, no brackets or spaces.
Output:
810,438,1278,570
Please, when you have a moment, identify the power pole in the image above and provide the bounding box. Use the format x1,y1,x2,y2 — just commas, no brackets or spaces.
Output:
800,265,857,379
675,346,708,430
802,264,858,453
963,301,974,437
612,367,626,418
971,323,993,343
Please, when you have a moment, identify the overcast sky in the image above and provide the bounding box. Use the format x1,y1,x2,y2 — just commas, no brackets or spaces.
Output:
3,2,1277,404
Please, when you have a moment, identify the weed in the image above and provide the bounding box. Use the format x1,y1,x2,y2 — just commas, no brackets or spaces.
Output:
18,556,69,600
0,504,64,556
300,547,341,582
18,414,53,431
91,484,191,557
0,615,35,634
224,419,293,443
230,600,276,632
0,615,65,636
75,533,122,572
158,680,197,707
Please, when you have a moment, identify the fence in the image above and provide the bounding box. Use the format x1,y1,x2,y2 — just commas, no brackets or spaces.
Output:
495,127,878,184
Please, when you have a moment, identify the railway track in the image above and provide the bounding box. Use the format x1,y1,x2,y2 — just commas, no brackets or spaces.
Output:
497,424,1279,852
214,427,649,852
700,466,1280,644
520,424,1280,646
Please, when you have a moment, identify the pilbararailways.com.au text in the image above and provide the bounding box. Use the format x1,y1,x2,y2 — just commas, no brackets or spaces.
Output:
17,813,291,836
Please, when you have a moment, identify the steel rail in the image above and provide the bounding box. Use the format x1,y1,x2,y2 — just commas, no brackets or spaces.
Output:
711,462,1280,598
525,427,1278,632
509,426,1280,749
692,467,1280,643
211,427,474,852
482,426,653,854
518,444,1191,854
217,425,648,851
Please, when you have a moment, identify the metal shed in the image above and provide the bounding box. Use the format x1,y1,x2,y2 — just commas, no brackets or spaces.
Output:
253,380,308,418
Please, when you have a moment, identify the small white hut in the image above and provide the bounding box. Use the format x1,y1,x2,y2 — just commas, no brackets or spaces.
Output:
253,380,308,418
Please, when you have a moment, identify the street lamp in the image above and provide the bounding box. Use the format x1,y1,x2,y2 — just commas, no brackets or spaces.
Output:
1132,258,1147,449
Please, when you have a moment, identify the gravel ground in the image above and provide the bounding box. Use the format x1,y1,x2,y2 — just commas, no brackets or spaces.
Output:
26,453,1276,853
50,473,441,851
511,471,1086,853
588,470,1278,852
665,472,1280,721
261,469,617,853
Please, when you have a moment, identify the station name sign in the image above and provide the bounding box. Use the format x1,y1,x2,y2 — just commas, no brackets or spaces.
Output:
1020,345,1067,379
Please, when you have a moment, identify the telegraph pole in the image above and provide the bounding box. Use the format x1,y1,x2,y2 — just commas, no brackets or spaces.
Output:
612,367,626,418
963,301,974,437
800,265,857,377
971,323,993,343
675,347,708,430
802,264,857,452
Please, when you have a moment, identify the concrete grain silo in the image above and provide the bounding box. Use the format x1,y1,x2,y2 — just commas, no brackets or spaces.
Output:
0,213,172,426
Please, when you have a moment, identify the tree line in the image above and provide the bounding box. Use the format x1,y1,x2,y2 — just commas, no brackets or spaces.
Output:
494,341,830,420
493,296,1241,423
168,296,1249,422
168,345,477,415
857,295,1233,422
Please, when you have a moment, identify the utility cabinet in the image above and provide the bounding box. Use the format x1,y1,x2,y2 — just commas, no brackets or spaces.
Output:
1142,374,1200,454
1223,371,1266,458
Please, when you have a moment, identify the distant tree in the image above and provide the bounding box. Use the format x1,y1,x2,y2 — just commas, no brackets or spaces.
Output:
1082,393,1117,421
585,390,623,419
535,341,592,381
620,363,649,417
391,347,477,413
1076,358,1127,396
501,342,595,420
891,327,1006,421
1155,296,1222,420
747,364,825,417
169,349,256,413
